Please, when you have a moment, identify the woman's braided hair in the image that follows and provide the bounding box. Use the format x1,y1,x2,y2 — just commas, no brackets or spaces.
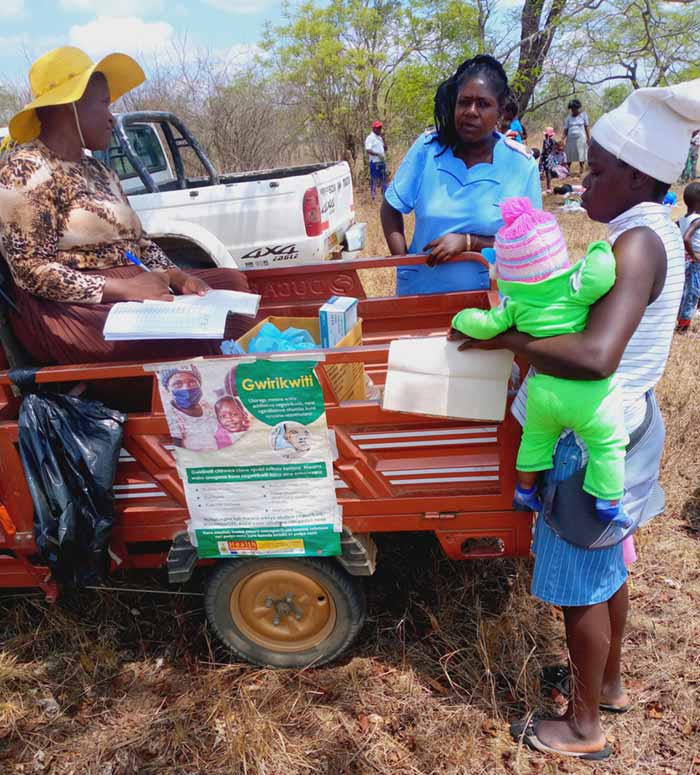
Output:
432,55,510,152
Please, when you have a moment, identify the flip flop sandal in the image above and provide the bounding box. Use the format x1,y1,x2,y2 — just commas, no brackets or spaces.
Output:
510,719,613,761
541,665,632,714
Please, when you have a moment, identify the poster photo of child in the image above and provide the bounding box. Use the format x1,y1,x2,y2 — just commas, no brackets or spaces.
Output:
270,422,312,459
214,396,251,449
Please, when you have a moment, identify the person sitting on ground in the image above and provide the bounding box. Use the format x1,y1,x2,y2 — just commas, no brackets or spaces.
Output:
381,55,541,296
550,140,569,178
676,182,700,332
0,46,251,366
563,98,590,174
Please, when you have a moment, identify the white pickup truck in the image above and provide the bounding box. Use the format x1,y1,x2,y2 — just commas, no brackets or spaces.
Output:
0,113,365,270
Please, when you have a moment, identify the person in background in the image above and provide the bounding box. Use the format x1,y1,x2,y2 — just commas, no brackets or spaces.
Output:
381,55,541,296
0,46,251,366
365,120,387,201
541,127,556,193
680,129,699,182
563,98,590,174
501,97,527,144
550,140,569,179
676,182,700,332
452,80,697,760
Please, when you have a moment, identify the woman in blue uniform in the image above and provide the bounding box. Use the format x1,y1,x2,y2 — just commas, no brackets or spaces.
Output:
381,55,542,295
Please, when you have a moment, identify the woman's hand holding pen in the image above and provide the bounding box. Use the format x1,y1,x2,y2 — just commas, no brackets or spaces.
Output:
102,271,174,302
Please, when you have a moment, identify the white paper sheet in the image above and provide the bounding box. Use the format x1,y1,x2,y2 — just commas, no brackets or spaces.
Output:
382,337,514,421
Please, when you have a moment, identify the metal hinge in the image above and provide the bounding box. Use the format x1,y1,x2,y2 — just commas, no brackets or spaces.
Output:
423,512,456,520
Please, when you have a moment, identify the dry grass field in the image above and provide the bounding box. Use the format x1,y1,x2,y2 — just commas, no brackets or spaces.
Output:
1,187,699,775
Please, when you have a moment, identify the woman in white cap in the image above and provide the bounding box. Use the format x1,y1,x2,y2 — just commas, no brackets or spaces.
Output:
0,46,251,366
451,79,700,759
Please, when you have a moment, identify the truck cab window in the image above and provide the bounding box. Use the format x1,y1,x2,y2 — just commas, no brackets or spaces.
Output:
95,125,167,181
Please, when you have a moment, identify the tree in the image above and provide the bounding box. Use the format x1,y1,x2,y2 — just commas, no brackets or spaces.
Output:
556,0,700,90
261,0,481,162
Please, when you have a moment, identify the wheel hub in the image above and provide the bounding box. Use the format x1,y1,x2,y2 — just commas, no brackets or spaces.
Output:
231,568,337,652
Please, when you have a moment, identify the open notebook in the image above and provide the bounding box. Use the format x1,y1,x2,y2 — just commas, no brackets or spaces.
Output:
103,289,261,341
383,336,514,421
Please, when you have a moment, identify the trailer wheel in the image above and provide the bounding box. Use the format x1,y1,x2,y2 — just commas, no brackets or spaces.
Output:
204,558,366,668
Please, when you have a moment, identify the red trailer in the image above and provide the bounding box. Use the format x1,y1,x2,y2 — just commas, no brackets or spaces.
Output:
0,254,531,667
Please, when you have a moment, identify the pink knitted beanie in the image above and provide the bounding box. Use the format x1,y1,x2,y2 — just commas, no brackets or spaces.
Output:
494,198,569,283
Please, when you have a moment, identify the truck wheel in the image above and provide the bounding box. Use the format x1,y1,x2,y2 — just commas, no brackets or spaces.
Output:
156,238,215,270
204,558,366,668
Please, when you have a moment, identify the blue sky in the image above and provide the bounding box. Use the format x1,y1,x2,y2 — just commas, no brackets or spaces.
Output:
0,0,286,83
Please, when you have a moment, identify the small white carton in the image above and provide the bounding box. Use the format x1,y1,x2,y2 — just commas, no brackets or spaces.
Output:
319,296,358,348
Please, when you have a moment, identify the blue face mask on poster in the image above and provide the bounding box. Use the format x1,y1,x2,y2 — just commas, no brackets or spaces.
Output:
171,386,202,410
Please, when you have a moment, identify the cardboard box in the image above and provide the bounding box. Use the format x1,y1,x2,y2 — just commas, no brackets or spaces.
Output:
238,316,366,402
319,296,358,348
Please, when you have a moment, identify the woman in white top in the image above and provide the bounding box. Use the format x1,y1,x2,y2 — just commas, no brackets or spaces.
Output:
563,98,590,173
450,81,699,760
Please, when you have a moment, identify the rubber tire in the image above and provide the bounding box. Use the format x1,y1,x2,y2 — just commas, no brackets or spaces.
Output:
204,557,366,668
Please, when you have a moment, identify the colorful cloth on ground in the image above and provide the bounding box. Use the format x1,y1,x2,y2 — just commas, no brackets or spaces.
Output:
385,132,542,295
0,140,175,303
453,240,627,499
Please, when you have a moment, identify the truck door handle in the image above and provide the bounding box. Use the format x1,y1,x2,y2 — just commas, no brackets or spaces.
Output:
189,191,199,198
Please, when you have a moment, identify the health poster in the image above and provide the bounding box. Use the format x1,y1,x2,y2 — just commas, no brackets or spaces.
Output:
152,358,341,558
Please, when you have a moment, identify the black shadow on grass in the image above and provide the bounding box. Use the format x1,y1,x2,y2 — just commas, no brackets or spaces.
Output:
679,487,700,536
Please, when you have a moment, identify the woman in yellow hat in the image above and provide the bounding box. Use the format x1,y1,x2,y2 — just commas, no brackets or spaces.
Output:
0,46,251,365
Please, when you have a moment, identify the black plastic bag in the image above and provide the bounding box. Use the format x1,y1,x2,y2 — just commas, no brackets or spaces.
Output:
17,393,125,587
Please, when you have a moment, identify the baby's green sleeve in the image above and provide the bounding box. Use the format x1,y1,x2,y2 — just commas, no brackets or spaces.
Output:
569,240,616,306
451,298,516,340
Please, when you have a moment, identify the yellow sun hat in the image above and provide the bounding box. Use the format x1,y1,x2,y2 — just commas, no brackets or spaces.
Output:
8,46,145,144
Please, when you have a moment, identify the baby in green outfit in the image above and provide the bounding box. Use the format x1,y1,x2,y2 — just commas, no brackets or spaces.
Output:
451,197,629,523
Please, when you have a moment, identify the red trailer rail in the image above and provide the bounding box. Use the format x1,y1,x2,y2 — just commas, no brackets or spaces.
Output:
0,254,531,667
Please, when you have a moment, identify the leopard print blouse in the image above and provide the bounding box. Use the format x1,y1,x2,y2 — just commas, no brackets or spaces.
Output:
0,140,176,303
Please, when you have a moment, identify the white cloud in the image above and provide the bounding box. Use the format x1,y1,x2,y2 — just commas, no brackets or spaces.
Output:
69,16,174,59
0,0,24,17
60,0,164,15
218,43,263,69
202,0,265,14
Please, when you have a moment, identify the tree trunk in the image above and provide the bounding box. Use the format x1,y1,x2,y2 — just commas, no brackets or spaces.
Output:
513,0,568,114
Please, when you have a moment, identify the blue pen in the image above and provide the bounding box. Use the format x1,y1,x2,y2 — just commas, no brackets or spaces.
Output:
125,249,148,271
125,250,174,293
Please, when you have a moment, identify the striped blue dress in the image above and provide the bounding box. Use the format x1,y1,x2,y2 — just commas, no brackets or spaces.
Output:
513,202,685,607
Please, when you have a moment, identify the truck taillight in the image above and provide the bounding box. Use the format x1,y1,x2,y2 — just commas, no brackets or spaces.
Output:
303,187,323,237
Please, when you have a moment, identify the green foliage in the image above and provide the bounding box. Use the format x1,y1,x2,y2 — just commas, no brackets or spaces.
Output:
600,83,632,114
261,0,480,161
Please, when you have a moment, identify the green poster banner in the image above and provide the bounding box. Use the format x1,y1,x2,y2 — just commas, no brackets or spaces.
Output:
153,357,342,560
195,525,341,559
